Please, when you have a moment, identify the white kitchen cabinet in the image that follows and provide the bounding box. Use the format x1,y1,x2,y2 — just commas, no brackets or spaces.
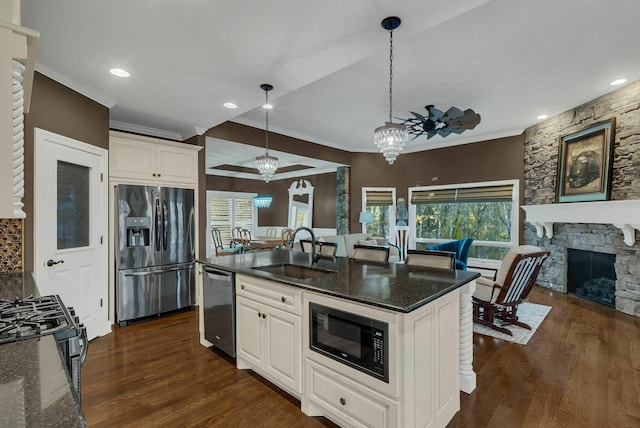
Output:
109,130,200,186
306,359,397,428
301,289,460,428
236,275,302,397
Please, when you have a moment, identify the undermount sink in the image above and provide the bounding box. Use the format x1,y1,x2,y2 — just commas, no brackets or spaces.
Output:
252,263,335,280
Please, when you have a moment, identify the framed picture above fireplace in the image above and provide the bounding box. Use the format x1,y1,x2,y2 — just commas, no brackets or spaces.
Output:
556,118,615,203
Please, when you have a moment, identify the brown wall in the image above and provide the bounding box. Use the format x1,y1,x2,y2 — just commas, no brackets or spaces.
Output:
349,134,526,239
22,72,110,270
205,173,337,228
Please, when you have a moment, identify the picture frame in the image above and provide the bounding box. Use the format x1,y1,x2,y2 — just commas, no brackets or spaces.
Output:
556,118,615,203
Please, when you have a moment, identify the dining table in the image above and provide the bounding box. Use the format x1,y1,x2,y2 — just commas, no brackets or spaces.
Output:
249,236,284,250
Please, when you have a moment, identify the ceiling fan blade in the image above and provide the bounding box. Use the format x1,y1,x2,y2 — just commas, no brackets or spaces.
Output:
444,106,463,119
428,107,446,120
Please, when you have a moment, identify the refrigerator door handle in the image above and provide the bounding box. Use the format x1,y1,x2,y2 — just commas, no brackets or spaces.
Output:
124,266,191,276
163,199,168,251
154,198,161,252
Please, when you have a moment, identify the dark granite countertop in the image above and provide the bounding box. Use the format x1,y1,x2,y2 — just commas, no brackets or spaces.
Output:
0,335,86,428
0,271,39,300
198,251,479,313
0,272,86,428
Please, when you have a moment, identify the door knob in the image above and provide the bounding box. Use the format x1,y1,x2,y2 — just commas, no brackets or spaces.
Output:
46,259,64,267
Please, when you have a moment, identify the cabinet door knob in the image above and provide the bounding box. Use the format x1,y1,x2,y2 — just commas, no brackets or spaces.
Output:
257,312,261,318
262,313,267,319
241,284,245,290
339,397,346,406
281,296,286,303
152,173,157,177
157,173,161,177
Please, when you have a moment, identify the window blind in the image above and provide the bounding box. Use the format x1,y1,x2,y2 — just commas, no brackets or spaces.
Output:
210,197,254,244
365,190,394,207
411,184,513,204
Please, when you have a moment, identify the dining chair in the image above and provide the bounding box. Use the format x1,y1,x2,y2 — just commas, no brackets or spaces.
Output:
427,238,474,270
266,227,277,238
405,249,455,271
211,228,243,256
281,228,294,249
352,244,390,263
239,228,253,252
301,240,338,257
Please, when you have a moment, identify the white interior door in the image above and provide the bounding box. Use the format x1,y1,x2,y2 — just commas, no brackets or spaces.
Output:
34,128,110,340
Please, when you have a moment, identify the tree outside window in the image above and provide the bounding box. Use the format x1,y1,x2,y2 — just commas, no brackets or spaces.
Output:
410,181,518,261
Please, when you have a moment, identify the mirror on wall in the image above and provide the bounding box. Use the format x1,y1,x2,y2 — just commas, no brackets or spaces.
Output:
288,179,314,229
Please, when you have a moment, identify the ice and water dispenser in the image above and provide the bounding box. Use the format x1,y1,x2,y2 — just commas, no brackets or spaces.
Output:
126,217,150,247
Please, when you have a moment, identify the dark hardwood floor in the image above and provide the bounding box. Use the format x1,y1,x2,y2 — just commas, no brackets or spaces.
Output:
82,286,640,427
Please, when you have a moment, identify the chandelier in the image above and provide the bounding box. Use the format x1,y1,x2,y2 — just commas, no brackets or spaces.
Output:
253,195,273,208
255,83,278,182
374,16,408,165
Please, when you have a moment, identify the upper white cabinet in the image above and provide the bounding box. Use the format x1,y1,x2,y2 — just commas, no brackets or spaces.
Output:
109,130,201,186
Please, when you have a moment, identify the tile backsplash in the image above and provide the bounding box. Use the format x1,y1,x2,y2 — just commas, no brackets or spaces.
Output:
0,218,23,273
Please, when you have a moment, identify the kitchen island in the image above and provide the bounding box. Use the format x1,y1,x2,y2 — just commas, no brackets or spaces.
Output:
198,250,479,428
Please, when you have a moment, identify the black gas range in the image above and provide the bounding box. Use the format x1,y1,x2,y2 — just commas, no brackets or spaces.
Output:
0,295,88,405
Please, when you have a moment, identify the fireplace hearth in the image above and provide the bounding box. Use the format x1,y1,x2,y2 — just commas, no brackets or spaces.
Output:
567,248,616,307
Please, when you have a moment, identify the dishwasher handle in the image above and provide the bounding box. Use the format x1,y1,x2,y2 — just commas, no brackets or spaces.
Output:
204,268,231,282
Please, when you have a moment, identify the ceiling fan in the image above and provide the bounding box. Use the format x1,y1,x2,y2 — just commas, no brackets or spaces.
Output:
400,105,481,140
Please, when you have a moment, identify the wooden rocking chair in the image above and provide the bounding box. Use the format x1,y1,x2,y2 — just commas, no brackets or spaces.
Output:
472,245,550,336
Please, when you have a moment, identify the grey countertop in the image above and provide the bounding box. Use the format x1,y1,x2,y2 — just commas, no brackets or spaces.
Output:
0,271,39,300
198,250,479,313
0,272,86,428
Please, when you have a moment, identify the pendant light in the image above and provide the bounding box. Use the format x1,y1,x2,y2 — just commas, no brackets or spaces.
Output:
255,83,278,182
374,16,408,165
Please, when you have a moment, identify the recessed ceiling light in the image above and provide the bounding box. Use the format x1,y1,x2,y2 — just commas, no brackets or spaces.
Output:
537,114,548,120
262,103,273,110
109,68,130,78
223,102,238,109
610,78,627,86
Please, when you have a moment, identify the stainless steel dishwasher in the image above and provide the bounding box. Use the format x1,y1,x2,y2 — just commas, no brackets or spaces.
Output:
202,267,236,357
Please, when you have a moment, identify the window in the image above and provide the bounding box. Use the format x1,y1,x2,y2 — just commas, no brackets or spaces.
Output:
206,191,256,256
409,180,519,261
362,188,396,239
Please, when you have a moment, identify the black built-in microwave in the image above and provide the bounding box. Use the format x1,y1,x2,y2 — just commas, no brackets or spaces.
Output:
309,302,389,383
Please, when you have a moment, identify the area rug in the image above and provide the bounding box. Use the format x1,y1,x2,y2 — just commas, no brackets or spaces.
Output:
473,302,552,345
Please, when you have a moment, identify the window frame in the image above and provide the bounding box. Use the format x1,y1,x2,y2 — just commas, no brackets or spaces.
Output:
361,187,396,240
206,190,257,257
408,179,519,265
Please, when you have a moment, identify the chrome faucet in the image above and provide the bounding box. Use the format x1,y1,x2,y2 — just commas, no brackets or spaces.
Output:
289,226,321,264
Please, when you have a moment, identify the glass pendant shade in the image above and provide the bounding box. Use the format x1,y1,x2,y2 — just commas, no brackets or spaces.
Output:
253,195,273,208
374,122,408,165
255,153,278,183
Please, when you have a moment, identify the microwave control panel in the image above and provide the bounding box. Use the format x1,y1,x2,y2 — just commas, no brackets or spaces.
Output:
372,329,385,364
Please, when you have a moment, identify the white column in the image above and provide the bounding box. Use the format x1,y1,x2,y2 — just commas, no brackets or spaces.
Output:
459,279,476,393
12,59,26,218
395,226,409,262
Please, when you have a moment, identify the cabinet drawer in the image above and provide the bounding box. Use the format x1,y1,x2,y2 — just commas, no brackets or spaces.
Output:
236,274,301,315
306,360,396,428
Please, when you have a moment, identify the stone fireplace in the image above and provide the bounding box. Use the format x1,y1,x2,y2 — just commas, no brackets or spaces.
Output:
522,201,640,315
522,80,640,318
566,248,616,307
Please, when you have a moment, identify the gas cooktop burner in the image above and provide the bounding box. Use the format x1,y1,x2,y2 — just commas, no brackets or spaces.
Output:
0,295,72,344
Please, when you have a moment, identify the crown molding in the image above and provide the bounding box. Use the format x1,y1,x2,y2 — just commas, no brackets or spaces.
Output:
35,62,117,108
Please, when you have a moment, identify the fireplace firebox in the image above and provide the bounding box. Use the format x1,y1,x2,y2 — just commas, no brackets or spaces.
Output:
566,248,616,307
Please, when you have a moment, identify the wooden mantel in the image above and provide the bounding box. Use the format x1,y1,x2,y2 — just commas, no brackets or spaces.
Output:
521,200,640,246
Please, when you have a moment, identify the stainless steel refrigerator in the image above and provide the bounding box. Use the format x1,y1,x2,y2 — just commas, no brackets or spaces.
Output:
115,184,195,327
